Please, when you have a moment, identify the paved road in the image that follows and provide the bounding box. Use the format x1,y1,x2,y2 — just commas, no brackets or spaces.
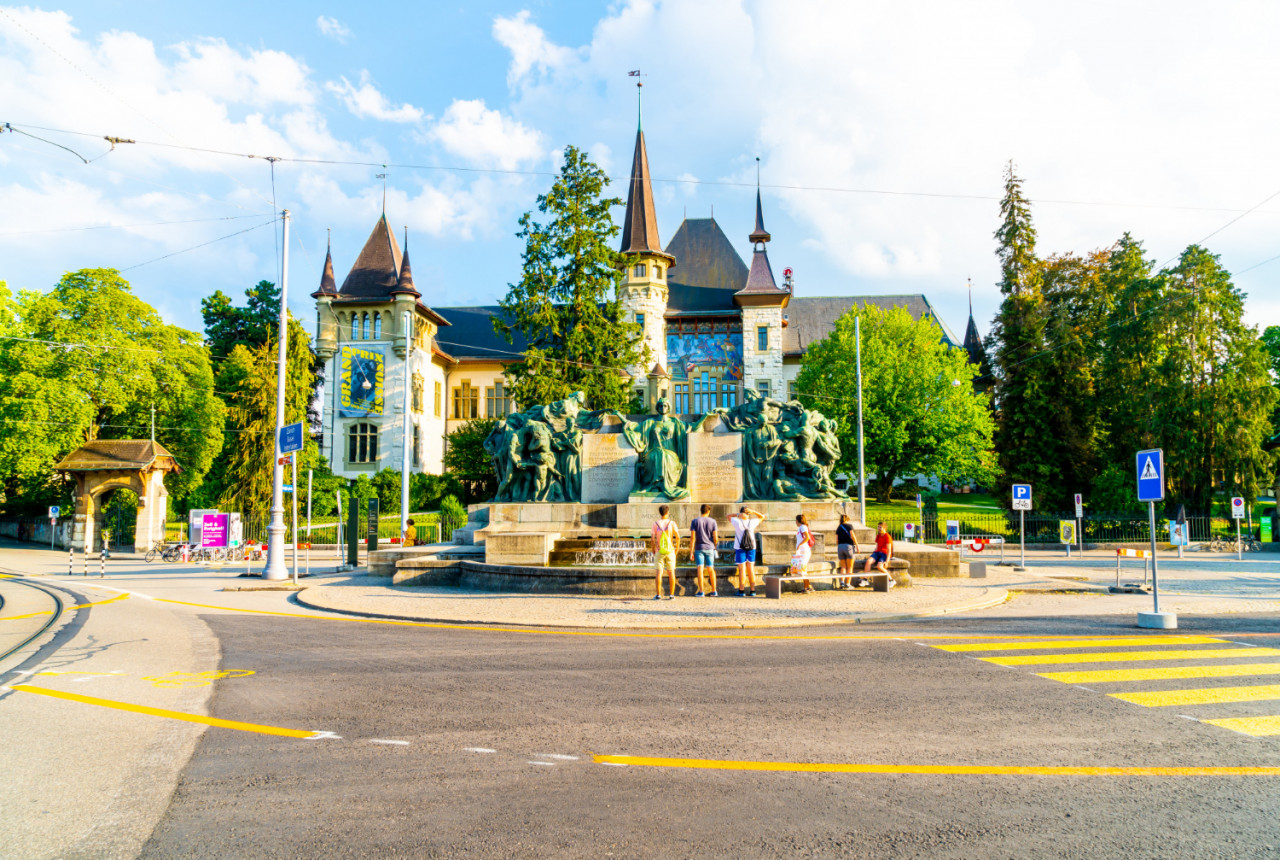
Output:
5,549,1280,858
138,611,1280,858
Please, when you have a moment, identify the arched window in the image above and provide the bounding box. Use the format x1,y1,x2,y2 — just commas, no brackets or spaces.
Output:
362,312,370,340
348,422,379,464
373,312,381,339
350,314,358,341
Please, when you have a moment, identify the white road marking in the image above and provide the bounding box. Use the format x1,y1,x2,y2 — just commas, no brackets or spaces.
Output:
369,739,410,745
306,731,343,740
600,762,629,767
528,761,556,766
464,747,497,753
535,753,579,761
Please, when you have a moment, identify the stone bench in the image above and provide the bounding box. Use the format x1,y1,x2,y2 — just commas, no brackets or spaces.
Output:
763,558,911,598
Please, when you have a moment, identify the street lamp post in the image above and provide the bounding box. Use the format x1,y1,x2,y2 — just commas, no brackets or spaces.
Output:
263,209,291,581
856,315,866,523
401,310,413,542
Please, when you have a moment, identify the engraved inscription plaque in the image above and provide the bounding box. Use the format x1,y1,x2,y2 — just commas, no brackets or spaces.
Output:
580,434,638,504
686,426,743,502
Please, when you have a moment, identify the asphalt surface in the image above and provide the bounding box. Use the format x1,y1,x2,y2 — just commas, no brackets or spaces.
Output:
135,609,1280,859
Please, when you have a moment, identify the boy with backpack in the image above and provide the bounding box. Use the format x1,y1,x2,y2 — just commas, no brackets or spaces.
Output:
651,504,681,600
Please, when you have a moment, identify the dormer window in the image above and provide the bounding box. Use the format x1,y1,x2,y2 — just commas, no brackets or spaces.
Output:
633,263,647,278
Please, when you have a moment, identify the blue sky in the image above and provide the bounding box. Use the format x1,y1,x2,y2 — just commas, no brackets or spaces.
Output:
2,1,1278,342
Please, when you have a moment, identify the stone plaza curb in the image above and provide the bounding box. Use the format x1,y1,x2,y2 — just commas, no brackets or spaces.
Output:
293,582,1013,630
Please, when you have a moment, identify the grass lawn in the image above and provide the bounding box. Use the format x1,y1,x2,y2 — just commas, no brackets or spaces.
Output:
864,493,1001,520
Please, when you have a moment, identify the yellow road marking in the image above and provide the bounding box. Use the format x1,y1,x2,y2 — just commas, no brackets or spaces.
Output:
68,593,130,610
983,648,1280,666
0,610,53,621
591,754,1280,776
1110,685,1280,707
6,684,319,738
1201,716,1280,737
938,636,1225,652
1040,664,1280,684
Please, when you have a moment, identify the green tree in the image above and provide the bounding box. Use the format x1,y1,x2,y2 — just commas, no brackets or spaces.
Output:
1262,325,1280,439
1097,235,1162,463
795,304,995,503
210,316,315,518
0,269,224,514
201,280,282,361
987,162,1056,507
443,418,498,503
494,146,646,410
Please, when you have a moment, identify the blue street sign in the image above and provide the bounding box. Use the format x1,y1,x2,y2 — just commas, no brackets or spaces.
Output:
1136,448,1164,503
48,505,60,519
1011,483,1032,510
279,422,305,455
282,485,294,492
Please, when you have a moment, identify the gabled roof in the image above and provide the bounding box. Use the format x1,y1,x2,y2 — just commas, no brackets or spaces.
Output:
783,295,962,356
432,305,527,362
663,218,748,292
338,214,402,299
55,439,181,473
619,129,673,262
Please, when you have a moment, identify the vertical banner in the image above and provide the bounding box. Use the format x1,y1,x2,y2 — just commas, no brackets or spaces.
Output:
340,345,385,417
367,497,380,552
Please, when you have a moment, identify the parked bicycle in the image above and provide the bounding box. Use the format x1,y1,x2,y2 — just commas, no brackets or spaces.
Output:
1208,534,1262,553
144,541,169,563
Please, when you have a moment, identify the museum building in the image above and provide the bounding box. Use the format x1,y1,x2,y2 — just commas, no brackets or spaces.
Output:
313,122,966,478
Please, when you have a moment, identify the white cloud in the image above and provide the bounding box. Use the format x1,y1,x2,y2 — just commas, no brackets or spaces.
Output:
315,15,350,43
492,10,575,85
427,99,544,170
324,71,424,123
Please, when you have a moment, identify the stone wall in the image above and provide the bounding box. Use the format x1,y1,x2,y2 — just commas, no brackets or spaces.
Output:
741,305,786,398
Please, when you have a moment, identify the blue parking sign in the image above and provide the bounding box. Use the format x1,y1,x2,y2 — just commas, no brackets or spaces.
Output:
1011,483,1032,511
1136,449,1164,503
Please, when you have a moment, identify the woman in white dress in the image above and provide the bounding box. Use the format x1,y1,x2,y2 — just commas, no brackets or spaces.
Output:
794,513,815,593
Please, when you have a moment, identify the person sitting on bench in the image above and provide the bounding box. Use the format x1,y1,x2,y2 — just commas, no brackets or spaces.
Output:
864,521,893,577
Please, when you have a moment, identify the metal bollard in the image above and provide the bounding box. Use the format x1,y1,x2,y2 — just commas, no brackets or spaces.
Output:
68,542,74,577
100,549,106,579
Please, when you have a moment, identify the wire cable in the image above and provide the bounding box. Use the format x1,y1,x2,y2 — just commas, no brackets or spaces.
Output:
119,219,276,272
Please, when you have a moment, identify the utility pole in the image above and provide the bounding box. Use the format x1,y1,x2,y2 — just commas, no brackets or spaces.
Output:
150,404,155,442
856,315,866,522
263,209,291,580
401,309,413,541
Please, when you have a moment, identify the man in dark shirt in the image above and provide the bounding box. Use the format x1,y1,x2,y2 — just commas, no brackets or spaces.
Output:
689,504,719,597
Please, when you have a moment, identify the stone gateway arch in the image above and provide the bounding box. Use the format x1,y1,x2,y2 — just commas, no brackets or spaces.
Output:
55,440,181,552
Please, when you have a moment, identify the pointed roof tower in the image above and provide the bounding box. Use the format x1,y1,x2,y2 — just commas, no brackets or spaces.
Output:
311,230,338,299
619,88,675,265
962,279,992,380
337,213,403,299
735,168,789,304
390,227,420,298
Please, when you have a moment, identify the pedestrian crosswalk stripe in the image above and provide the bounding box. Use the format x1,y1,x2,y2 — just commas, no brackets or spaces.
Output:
1200,716,1280,737
1039,663,1280,685
1110,685,1280,708
983,648,1280,667
938,636,1225,653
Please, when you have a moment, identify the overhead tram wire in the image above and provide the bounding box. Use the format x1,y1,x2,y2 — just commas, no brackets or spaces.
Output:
0,213,274,237
119,219,276,272
2,120,1269,216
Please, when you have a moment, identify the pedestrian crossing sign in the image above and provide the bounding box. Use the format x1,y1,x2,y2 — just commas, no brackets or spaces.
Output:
1135,448,1164,503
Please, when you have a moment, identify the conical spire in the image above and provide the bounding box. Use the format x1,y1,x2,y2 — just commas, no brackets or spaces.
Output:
619,126,674,263
391,227,420,297
311,230,338,298
338,213,402,298
749,159,770,244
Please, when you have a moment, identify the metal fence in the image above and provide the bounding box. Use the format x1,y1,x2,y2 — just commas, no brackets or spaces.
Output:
873,511,1262,545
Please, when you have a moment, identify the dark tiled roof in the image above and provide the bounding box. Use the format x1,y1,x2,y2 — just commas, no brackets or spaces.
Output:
619,130,672,261
338,214,402,299
666,282,740,314
390,244,420,298
433,305,527,362
783,295,962,356
738,248,783,295
55,439,181,472
663,218,747,292
963,313,992,377
749,189,771,244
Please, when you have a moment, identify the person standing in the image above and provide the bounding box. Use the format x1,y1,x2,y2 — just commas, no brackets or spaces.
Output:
794,513,816,593
833,513,860,588
651,504,680,600
690,504,720,597
864,521,894,579
730,506,764,596
402,519,417,548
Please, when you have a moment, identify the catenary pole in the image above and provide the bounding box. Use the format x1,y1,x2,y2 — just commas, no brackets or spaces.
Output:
856,315,866,523
263,209,290,580
291,451,299,585
401,309,413,541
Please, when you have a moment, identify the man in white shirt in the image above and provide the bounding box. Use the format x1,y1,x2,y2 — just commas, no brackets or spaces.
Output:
730,506,764,597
